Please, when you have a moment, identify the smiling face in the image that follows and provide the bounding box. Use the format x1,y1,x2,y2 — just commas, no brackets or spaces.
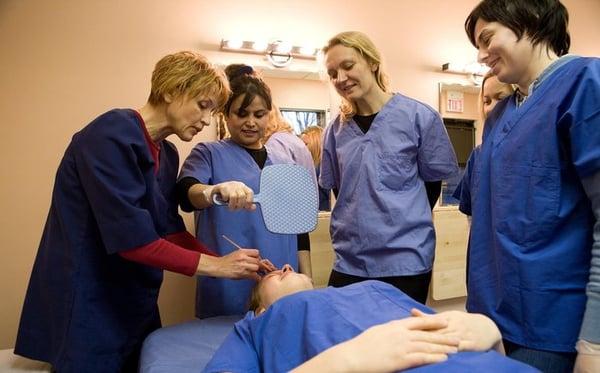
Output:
165,93,215,142
325,44,378,102
226,94,270,149
481,75,514,118
255,264,314,313
474,19,537,87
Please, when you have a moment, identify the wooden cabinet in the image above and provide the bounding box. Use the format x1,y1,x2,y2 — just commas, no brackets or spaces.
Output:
431,208,469,300
309,209,470,300
309,212,335,288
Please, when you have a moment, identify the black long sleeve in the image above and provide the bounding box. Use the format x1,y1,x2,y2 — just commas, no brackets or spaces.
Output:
424,181,442,210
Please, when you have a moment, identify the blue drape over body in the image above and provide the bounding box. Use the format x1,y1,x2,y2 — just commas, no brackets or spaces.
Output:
204,281,539,372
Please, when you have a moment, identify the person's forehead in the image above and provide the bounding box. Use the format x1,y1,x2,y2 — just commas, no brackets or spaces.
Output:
260,271,284,288
474,18,490,36
325,45,359,68
231,94,267,109
474,19,505,45
484,76,501,92
191,94,215,105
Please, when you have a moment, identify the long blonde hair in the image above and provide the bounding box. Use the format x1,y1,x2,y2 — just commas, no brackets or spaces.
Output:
263,104,294,142
301,126,323,166
322,31,389,122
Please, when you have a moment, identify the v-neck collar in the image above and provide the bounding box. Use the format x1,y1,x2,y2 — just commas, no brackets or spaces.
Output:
491,57,578,150
347,94,397,137
226,139,271,171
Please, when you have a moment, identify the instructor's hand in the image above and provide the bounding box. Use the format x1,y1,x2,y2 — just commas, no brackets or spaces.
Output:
197,248,261,281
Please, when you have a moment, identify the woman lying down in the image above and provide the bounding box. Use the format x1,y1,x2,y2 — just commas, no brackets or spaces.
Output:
203,265,539,372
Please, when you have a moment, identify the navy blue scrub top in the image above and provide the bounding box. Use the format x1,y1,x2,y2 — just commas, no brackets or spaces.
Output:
14,109,186,372
467,57,600,352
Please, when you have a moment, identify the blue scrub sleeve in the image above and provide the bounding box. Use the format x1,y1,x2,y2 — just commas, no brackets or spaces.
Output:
570,110,600,178
579,172,600,343
453,179,471,216
569,64,600,343
568,61,600,178
179,143,213,184
454,149,477,216
75,122,160,254
318,122,339,190
416,109,458,181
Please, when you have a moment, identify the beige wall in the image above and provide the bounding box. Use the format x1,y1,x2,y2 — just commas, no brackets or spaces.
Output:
1,0,599,350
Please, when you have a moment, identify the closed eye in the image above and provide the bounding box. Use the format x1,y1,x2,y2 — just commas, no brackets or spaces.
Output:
198,100,213,110
342,62,354,70
477,30,493,49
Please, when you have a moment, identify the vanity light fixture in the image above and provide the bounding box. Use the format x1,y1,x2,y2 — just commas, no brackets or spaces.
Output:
220,39,319,68
442,62,490,76
442,62,490,85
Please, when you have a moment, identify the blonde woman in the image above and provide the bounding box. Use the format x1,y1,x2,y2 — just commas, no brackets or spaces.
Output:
453,71,514,216
263,106,315,277
301,126,331,211
320,31,458,303
15,52,269,372
264,104,315,176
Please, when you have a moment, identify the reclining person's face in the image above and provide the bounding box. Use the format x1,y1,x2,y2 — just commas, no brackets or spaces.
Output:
256,264,314,313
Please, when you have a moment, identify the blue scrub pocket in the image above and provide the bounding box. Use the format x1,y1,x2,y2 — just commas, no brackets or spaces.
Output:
376,153,415,191
496,165,560,248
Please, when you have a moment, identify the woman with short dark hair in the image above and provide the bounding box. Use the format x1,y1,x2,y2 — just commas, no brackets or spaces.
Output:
464,1,600,371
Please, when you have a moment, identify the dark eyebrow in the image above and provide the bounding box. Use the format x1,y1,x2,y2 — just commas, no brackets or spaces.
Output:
477,29,493,48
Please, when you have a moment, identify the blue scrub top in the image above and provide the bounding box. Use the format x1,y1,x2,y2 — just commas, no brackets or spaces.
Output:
179,140,298,318
14,109,185,372
467,57,600,352
320,94,458,277
453,146,480,216
265,131,324,208
204,281,539,373
265,131,315,177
